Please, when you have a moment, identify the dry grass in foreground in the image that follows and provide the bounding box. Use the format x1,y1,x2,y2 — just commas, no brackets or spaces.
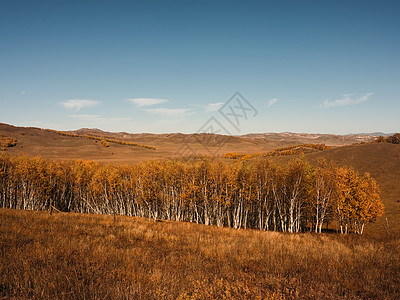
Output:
1,209,399,299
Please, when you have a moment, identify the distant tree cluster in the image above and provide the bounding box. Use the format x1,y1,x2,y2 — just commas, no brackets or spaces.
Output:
225,143,334,160
274,143,335,152
373,133,400,144
224,152,260,160
100,139,110,147
0,154,383,234
44,129,156,150
0,135,17,151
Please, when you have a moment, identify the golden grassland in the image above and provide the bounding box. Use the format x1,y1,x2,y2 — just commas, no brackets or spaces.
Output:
0,123,377,163
1,209,399,299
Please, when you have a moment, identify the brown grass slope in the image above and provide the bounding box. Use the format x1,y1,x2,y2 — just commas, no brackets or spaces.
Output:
0,123,377,163
1,123,266,162
1,209,399,299
0,123,157,163
303,143,400,236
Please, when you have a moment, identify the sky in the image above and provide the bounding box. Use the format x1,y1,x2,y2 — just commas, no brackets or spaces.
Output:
1,0,399,134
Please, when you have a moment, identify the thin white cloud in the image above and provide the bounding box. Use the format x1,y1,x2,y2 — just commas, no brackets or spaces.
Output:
129,97,191,118
267,98,278,108
61,99,100,111
129,98,168,107
321,93,373,108
143,108,192,117
68,114,132,122
205,102,225,112
20,91,26,95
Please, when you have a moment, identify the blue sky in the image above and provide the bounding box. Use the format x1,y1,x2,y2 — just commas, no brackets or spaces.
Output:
1,0,399,134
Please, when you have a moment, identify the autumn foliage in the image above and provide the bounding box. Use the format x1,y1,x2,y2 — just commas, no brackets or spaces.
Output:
225,143,334,160
0,154,383,234
373,133,400,144
44,129,156,150
100,139,110,147
0,135,17,151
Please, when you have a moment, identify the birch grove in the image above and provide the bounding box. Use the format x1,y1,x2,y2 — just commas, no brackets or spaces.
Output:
0,154,384,234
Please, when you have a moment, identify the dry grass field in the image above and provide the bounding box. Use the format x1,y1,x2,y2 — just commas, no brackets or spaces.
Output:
1,209,399,299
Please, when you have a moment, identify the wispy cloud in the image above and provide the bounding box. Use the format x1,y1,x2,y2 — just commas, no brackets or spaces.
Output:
61,99,100,111
205,102,225,112
130,97,191,118
143,108,192,117
68,114,132,122
20,91,26,95
129,98,168,107
267,98,278,108
321,93,373,108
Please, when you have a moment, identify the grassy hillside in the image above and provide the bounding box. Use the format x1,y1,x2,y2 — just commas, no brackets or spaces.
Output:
0,123,266,162
0,123,159,163
1,209,399,299
0,123,377,163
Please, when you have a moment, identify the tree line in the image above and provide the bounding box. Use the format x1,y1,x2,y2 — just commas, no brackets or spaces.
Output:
373,133,400,144
43,129,156,150
0,154,383,234
225,143,334,160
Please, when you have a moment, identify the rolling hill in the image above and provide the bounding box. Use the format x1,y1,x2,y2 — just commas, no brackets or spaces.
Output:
0,123,377,163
